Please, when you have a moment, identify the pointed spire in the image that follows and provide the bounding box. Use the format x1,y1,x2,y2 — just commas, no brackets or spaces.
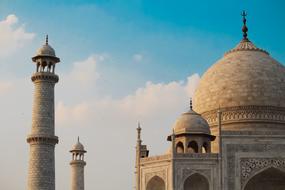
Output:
45,34,48,45
137,122,141,141
190,98,193,110
77,136,80,143
241,11,248,41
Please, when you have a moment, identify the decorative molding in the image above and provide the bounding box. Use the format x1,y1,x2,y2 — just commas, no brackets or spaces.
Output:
175,153,219,159
201,106,285,126
141,154,171,163
31,72,59,83
27,135,58,145
240,158,285,188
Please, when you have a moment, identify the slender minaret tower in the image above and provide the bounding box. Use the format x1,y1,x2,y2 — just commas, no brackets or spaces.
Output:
27,35,60,190
70,137,87,190
135,123,142,190
135,123,149,190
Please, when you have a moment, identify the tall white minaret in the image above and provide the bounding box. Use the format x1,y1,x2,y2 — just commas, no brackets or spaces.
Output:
70,137,87,190
27,35,60,190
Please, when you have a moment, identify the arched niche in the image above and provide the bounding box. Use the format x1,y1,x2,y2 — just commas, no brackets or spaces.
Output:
244,167,285,190
202,142,208,153
146,176,165,190
176,141,184,153
184,173,209,190
187,141,198,153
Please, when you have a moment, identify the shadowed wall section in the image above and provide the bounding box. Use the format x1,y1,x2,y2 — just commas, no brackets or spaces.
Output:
184,173,209,190
244,167,285,190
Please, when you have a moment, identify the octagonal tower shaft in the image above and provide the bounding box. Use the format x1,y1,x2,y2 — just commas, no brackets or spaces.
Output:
27,73,59,190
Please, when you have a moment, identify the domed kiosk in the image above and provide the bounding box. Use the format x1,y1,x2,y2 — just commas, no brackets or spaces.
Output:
171,100,215,154
135,12,285,190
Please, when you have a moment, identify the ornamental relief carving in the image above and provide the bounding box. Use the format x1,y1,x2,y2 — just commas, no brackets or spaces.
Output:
145,170,166,185
240,158,285,188
201,106,285,125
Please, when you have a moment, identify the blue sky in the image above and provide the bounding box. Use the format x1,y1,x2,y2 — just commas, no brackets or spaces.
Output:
0,1,284,190
1,0,284,86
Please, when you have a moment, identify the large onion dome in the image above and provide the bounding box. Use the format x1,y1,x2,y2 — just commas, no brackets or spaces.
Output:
193,13,285,135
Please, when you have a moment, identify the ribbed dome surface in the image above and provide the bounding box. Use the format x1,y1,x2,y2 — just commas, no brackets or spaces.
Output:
193,40,285,114
173,109,211,135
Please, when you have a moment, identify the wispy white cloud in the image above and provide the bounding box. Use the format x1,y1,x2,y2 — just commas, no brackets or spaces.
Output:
133,53,143,62
0,52,200,190
61,54,110,89
56,55,200,130
0,14,35,58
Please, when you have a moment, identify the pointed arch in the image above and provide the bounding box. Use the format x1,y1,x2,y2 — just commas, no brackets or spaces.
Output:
187,141,198,153
184,173,209,190
146,175,165,190
176,141,184,153
244,167,285,190
202,142,208,153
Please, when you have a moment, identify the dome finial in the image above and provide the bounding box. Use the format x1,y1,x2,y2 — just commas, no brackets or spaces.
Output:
137,122,141,139
136,122,142,143
241,10,248,41
77,136,80,143
190,98,193,110
45,34,48,45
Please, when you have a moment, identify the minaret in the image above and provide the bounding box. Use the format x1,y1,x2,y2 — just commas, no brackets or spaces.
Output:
70,137,87,190
27,35,60,190
135,123,149,190
135,123,142,190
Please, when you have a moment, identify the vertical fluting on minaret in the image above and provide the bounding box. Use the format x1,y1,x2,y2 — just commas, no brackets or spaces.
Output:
70,137,87,190
27,36,60,190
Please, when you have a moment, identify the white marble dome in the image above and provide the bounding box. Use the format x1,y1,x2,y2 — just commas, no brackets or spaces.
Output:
71,139,86,152
35,44,56,57
173,109,211,135
32,36,60,63
193,39,285,114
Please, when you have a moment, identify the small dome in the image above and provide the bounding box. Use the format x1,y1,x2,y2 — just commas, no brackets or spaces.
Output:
32,35,60,63
70,137,86,152
173,109,211,135
35,44,56,57
73,141,85,151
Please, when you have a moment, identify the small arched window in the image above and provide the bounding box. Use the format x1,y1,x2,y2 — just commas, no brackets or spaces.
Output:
188,141,198,153
202,142,208,153
176,142,184,153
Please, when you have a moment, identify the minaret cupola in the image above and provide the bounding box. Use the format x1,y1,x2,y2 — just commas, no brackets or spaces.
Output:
32,35,60,73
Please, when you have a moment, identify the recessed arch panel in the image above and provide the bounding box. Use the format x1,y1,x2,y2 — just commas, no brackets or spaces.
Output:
184,173,209,190
146,176,165,190
244,167,285,190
